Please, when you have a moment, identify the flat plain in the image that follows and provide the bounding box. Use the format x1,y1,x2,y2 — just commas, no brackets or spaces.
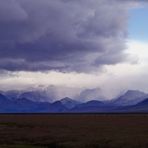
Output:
0,114,148,148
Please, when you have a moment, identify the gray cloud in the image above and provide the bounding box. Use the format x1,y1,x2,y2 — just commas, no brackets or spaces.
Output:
0,0,137,72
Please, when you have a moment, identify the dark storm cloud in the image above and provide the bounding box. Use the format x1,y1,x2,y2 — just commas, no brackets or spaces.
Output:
0,0,138,72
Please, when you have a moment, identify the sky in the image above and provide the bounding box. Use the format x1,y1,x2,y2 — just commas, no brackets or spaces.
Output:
0,0,148,101
129,6,148,41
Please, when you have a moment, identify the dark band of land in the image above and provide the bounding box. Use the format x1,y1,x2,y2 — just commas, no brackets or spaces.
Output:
0,114,148,148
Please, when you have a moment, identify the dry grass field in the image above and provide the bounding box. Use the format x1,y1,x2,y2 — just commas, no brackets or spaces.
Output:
0,114,148,148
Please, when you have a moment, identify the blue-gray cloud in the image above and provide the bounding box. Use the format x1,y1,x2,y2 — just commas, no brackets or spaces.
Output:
0,0,138,72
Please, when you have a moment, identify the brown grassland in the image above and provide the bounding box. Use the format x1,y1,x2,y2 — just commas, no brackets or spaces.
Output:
0,114,148,148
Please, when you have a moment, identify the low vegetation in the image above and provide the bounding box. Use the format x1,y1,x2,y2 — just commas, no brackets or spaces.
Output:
0,114,148,148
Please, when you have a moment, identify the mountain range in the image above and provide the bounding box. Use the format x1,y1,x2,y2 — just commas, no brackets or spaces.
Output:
0,90,148,113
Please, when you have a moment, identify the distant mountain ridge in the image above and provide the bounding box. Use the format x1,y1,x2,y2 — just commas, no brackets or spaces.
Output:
1,90,53,102
112,90,148,106
58,97,81,109
0,89,148,113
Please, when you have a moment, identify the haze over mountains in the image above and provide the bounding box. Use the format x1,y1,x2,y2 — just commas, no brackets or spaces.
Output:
0,89,148,113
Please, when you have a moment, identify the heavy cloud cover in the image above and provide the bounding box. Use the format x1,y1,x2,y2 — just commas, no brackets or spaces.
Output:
0,0,137,72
